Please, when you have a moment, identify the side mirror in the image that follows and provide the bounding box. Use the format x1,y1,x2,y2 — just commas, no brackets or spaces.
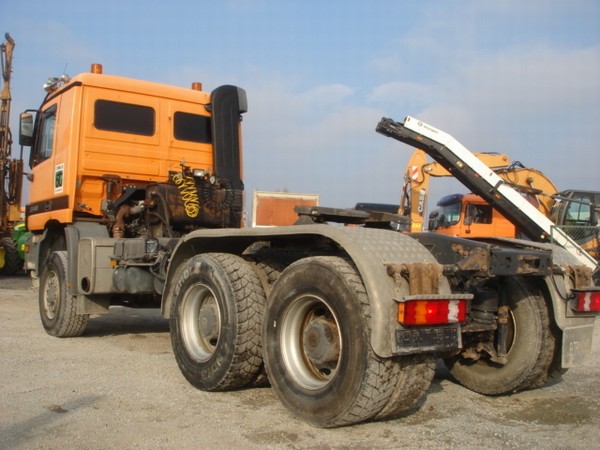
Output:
19,113,34,146
428,211,438,230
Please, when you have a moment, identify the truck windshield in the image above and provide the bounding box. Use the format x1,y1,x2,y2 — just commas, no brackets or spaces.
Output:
30,104,57,167
436,201,461,228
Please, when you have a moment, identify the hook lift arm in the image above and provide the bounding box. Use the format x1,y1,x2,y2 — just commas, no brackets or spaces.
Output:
376,116,598,271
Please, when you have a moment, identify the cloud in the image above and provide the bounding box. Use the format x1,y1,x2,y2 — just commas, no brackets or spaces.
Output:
381,43,598,180
177,35,599,211
368,81,433,112
7,1,597,217
458,45,600,114
231,72,392,206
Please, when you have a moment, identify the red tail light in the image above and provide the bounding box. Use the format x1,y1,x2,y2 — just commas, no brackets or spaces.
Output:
398,299,467,326
574,290,600,312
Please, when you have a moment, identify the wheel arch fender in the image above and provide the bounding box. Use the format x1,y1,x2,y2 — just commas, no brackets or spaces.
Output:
161,225,450,357
26,221,108,293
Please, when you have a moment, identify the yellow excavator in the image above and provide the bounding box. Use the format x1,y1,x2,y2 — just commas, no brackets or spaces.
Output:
401,148,599,260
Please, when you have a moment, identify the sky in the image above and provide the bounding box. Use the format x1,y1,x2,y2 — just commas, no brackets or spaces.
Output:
2,0,599,218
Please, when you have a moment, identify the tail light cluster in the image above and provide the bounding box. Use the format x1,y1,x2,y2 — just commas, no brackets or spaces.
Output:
397,297,469,326
396,288,600,327
573,290,600,312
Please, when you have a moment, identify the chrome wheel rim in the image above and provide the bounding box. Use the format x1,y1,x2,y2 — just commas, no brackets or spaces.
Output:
180,284,222,362
280,294,341,390
42,269,60,320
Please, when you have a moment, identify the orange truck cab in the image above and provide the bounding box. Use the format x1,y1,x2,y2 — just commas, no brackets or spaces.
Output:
428,193,517,238
21,65,246,237
19,64,247,308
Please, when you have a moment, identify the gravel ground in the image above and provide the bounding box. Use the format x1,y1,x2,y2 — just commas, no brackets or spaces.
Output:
1,274,599,449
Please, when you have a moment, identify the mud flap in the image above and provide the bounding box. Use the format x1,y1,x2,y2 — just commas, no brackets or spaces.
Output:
561,324,595,367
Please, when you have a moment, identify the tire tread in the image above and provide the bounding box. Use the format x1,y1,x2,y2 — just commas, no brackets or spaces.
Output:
0,237,22,276
40,251,89,337
171,253,266,391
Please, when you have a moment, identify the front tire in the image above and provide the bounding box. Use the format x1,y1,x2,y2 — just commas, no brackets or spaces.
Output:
39,251,89,337
263,256,398,427
170,253,265,391
445,278,554,395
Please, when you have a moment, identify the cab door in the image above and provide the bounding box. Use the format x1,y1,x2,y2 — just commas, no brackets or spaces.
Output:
26,96,70,231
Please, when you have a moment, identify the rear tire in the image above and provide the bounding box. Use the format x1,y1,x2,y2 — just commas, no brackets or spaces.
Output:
0,237,21,276
445,278,554,395
263,256,398,427
529,325,567,389
170,253,265,391
39,251,89,337
375,354,435,420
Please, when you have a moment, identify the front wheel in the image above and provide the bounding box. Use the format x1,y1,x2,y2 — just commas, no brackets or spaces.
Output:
39,251,89,337
170,253,265,391
263,256,398,427
444,278,554,395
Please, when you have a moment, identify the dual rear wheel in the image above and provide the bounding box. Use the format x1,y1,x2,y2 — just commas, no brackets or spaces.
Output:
169,253,265,391
170,253,434,427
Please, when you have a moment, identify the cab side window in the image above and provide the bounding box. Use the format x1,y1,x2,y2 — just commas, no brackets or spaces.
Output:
469,204,492,224
173,112,211,143
565,195,591,226
94,100,155,136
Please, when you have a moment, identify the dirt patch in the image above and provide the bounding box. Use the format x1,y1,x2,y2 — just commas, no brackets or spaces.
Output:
502,396,596,425
0,277,598,449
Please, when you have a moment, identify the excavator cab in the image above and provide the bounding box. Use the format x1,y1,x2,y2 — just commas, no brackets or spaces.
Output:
551,190,600,261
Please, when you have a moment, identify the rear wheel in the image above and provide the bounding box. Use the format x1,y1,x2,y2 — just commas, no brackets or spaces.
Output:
39,251,89,337
245,256,291,388
263,256,399,427
529,326,567,389
170,253,265,391
445,278,554,395
375,354,435,420
0,237,21,276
